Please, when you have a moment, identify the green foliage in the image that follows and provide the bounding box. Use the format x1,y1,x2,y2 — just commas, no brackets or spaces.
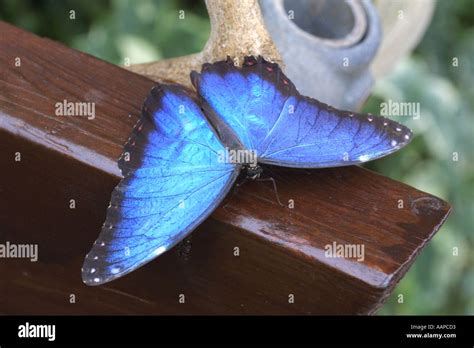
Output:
0,0,210,64
1,0,472,314
363,1,474,315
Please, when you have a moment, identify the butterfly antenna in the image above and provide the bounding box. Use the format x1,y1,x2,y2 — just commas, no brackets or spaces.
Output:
256,177,285,207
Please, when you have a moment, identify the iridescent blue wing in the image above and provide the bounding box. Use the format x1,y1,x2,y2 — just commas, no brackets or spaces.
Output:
191,56,412,168
82,85,240,285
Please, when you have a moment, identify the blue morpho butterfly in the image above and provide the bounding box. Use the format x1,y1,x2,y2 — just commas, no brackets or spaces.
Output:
82,56,412,285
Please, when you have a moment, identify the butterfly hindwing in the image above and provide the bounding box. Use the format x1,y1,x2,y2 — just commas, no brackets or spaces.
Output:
191,56,412,168
82,85,240,285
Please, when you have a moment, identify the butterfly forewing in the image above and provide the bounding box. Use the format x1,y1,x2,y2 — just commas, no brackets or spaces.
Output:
191,56,412,168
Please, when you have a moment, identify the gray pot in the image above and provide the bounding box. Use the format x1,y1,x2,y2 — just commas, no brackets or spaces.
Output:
259,0,382,110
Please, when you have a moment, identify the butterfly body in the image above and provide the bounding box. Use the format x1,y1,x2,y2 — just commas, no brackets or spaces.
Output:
244,165,264,180
82,56,412,285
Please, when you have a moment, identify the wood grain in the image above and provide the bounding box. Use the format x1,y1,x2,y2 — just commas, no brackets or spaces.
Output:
0,21,450,314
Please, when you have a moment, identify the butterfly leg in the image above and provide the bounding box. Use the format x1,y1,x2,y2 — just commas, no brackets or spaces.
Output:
256,177,285,207
230,174,249,200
